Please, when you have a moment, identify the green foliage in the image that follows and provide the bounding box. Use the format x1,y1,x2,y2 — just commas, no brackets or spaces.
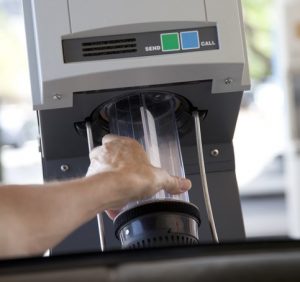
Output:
242,0,274,81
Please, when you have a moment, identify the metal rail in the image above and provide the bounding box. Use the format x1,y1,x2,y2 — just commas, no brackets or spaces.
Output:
86,121,106,251
193,111,219,243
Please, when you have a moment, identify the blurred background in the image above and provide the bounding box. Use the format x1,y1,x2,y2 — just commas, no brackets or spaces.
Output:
0,0,299,239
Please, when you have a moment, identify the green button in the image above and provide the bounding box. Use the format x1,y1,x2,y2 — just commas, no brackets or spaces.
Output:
161,33,180,52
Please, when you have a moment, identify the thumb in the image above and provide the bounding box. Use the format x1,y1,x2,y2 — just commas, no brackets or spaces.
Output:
153,167,192,195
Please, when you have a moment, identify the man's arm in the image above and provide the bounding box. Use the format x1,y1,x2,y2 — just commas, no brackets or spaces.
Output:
0,135,191,258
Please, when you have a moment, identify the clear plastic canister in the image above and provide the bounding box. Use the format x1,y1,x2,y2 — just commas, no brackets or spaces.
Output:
107,92,189,210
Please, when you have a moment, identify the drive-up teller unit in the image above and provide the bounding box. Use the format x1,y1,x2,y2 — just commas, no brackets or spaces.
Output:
23,0,250,255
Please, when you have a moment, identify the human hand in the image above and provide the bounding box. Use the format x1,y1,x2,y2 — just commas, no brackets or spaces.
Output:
86,135,192,219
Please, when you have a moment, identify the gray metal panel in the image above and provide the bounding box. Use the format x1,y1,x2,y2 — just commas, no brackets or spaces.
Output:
187,171,245,243
51,219,101,254
68,0,207,34
23,0,249,110
38,80,242,160
236,0,251,88
206,0,250,91
207,171,245,241
41,157,89,180
22,0,42,106
38,80,245,254
184,143,236,175
51,216,121,254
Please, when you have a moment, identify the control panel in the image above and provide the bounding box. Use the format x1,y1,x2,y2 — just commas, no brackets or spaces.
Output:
63,26,219,63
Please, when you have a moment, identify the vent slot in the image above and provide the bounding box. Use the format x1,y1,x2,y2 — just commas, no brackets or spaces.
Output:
81,38,137,58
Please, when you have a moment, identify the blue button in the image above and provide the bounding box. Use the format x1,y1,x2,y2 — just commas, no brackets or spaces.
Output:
180,31,200,50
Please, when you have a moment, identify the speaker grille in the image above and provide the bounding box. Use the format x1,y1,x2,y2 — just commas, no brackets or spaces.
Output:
81,38,137,58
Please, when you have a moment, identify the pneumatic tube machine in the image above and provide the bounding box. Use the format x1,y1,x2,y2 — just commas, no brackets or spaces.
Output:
23,0,250,254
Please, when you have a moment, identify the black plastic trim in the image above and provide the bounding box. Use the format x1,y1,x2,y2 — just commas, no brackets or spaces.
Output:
114,201,201,236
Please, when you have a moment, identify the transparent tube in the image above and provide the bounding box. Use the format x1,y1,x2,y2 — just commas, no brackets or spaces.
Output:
107,92,189,210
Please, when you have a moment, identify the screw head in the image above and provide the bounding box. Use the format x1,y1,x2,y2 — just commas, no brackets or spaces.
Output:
60,164,69,172
225,78,233,85
210,149,220,157
53,94,62,100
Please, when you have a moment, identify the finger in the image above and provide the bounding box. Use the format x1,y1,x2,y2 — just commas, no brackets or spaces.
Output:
102,134,141,148
166,176,192,194
154,168,192,194
89,146,102,160
90,134,124,160
102,134,121,145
